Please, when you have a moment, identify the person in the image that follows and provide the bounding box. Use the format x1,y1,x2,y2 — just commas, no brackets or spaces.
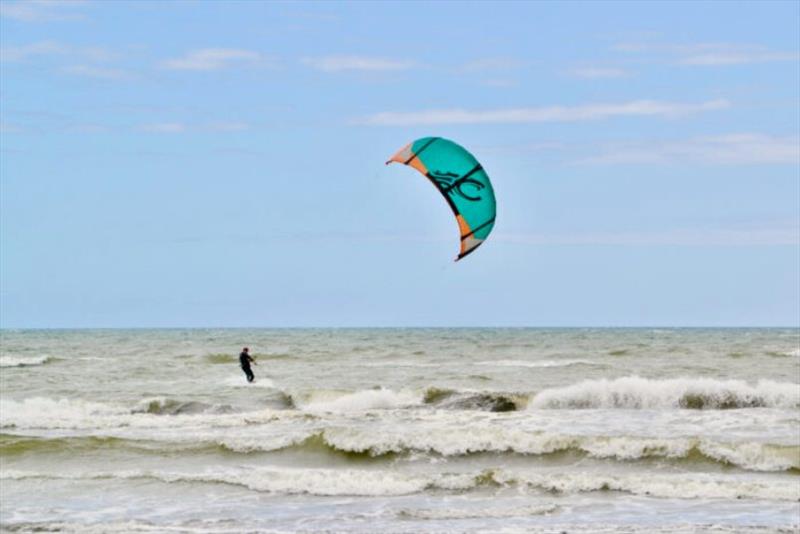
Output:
239,347,256,382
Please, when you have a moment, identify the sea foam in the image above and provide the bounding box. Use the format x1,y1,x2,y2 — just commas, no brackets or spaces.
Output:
0,355,53,368
3,467,797,501
294,388,424,413
529,376,799,409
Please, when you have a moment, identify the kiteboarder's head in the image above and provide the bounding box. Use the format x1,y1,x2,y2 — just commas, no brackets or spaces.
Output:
243,347,249,353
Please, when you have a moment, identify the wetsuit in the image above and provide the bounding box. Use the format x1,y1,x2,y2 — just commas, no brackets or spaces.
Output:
239,352,255,382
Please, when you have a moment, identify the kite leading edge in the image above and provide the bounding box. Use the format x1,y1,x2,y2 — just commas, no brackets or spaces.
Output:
386,137,496,261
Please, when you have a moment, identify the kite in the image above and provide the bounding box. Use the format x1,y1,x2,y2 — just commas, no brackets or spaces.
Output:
386,137,496,260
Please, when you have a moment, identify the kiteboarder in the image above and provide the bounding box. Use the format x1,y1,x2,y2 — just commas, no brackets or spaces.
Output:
239,347,256,382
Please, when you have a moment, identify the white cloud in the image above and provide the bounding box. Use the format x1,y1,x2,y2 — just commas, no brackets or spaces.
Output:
1,41,116,63
140,123,186,133
358,99,730,126
0,41,68,61
613,41,799,66
679,51,799,66
62,64,132,80
303,55,415,72
205,122,249,132
0,0,87,22
138,121,250,133
460,57,525,72
481,78,518,88
580,133,800,165
568,67,629,79
161,49,262,71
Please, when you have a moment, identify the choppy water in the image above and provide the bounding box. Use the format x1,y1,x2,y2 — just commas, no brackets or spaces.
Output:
1,328,798,533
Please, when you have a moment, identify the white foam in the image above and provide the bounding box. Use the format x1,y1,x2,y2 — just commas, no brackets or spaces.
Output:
222,376,275,388
529,376,800,409
0,397,292,431
503,471,800,501
398,503,559,520
476,359,597,368
317,427,799,471
0,397,129,429
0,355,52,368
296,388,423,413
4,467,797,501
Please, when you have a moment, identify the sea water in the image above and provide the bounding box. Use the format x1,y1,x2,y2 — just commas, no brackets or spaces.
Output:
0,328,798,533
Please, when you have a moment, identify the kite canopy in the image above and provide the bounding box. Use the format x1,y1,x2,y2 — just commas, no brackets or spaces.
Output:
386,137,496,260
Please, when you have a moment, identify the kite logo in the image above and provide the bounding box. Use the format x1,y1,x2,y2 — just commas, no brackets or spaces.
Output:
430,170,485,201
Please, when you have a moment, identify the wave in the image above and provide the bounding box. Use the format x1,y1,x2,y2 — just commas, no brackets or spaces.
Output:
529,377,800,410
0,355,53,368
0,434,132,455
281,430,799,473
0,397,300,431
132,398,237,416
397,503,559,520
204,353,237,364
221,376,275,388
291,388,423,413
3,467,797,501
4,427,796,473
423,387,524,411
475,359,599,368
3,398,797,472
773,348,800,358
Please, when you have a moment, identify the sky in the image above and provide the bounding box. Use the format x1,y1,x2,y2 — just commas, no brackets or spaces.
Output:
1,0,798,328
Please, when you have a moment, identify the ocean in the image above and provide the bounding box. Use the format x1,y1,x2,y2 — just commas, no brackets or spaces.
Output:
0,328,798,533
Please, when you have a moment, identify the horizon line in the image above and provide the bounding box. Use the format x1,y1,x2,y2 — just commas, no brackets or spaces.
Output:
1,325,797,331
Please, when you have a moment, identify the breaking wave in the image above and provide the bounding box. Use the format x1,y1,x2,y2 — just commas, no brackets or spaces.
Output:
291,388,424,413
132,397,236,416
530,377,800,410
3,467,797,501
423,387,524,411
4,425,795,473
397,503,559,520
475,359,599,368
238,430,797,473
0,355,53,368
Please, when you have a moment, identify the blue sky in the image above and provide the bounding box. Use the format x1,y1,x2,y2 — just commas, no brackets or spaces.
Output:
1,0,798,328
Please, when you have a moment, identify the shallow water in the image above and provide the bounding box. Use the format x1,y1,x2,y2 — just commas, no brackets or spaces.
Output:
1,328,798,532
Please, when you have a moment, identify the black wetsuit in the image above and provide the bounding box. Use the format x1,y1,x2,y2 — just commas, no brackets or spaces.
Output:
239,352,254,382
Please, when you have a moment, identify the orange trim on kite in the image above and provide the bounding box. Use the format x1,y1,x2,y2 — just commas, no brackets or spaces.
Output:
456,214,471,237
407,157,429,176
385,143,413,165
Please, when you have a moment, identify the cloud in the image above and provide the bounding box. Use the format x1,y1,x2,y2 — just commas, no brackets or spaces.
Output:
481,79,518,88
1,41,116,63
0,41,68,61
160,49,262,71
138,122,250,133
568,67,629,79
613,41,799,66
358,99,730,126
206,122,249,132
0,0,87,22
140,123,186,133
679,51,799,66
61,64,133,80
579,133,800,165
302,55,415,72
460,57,526,72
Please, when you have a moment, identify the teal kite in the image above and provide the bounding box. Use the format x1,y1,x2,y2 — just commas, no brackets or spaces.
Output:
386,137,496,260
